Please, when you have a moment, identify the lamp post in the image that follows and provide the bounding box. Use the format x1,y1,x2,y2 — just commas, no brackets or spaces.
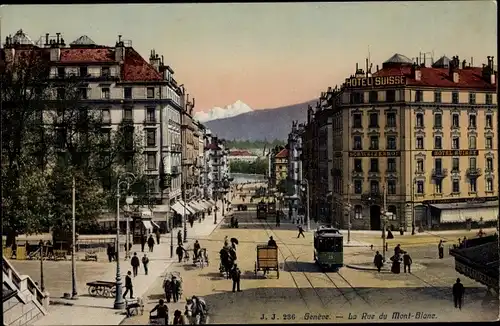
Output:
114,172,135,310
301,179,311,232
71,176,78,299
214,190,218,225
381,184,388,262
125,196,134,259
346,184,352,243
39,240,45,292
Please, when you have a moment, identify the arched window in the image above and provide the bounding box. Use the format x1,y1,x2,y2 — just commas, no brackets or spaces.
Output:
354,205,363,219
388,205,397,220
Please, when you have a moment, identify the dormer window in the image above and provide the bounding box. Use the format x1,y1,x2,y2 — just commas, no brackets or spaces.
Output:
102,67,110,77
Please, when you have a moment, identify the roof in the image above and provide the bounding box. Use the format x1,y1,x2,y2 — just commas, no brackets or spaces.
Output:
230,150,254,156
275,149,288,158
432,55,451,68
373,65,496,90
70,35,97,46
384,53,413,64
11,29,35,46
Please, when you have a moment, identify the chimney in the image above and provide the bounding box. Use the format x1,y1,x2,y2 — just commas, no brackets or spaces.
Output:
45,33,49,47
115,36,125,63
414,65,422,81
49,38,61,61
462,60,466,69
376,65,379,72
56,33,60,45
149,49,161,72
471,57,474,67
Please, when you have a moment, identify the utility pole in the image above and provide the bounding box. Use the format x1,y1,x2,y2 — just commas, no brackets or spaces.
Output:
382,183,387,261
71,176,78,299
347,184,351,243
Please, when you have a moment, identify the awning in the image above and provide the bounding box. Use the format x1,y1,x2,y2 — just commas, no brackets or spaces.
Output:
178,200,195,215
142,220,153,230
431,203,499,223
208,199,216,206
194,201,207,211
200,200,211,209
151,221,160,228
188,202,201,213
171,202,186,216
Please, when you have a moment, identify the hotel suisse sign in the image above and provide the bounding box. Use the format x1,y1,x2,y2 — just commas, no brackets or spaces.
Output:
431,150,479,157
349,151,401,158
344,76,406,88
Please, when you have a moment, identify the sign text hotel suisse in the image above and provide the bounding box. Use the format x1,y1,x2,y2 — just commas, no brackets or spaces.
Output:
344,76,406,88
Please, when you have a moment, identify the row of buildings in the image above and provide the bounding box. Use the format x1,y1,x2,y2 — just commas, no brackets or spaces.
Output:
2,30,230,230
283,53,498,231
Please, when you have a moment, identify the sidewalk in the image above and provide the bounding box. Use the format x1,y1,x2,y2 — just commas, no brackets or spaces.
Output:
34,200,227,326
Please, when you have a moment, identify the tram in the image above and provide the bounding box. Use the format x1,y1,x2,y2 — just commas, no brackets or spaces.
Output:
313,226,343,270
257,201,267,219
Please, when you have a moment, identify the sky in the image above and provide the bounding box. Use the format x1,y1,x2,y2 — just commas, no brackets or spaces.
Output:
1,2,497,112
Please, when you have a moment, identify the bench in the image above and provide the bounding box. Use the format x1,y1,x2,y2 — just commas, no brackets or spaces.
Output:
84,251,98,261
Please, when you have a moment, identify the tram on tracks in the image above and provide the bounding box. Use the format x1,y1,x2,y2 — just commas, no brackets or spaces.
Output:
313,226,344,270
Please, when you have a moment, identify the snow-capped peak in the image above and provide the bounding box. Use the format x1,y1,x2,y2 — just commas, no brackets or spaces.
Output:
194,100,253,122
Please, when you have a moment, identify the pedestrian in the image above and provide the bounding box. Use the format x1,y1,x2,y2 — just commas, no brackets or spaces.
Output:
142,254,149,275
403,251,412,273
297,225,305,238
193,240,201,261
231,263,242,292
373,251,383,272
141,234,146,252
390,253,401,274
276,214,281,227
123,271,133,299
438,240,444,259
394,244,402,256
224,236,229,248
189,217,194,228
177,231,183,246
452,278,465,309
267,236,277,247
150,299,169,325
148,234,155,252
156,229,161,245
163,279,172,303
131,252,140,277
107,243,114,262
176,245,185,263
173,309,185,325
172,276,181,303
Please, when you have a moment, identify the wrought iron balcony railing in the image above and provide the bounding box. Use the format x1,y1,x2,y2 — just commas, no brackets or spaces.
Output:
431,168,448,180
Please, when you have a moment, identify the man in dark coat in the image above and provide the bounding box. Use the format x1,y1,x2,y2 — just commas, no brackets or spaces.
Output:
297,225,305,238
267,237,277,247
140,234,146,252
176,245,185,263
373,251,383,272
452,278,465,309
231,263,242,292
438,240,445,259
156,230,161,245
141,254,149,275
172,276,181,303
130,252,140,277
177,231,183,246
107,243,114,262
394,244,402,256
403,251,412,273
193,240,201,260
150,299,169,325
148,234,155,252
123,271,133,299
276,214,281,227
163,279,172,303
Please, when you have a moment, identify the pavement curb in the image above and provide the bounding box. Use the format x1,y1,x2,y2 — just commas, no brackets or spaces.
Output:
345,264,391,272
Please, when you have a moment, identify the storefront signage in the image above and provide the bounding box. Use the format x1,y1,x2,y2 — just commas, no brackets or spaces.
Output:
349,151,401,158
423,196,498,205
344,76,406,88
455,261,497,289
431,150,479,157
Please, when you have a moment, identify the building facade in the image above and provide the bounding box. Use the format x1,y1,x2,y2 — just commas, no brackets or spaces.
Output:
274,149,288,184
228,150,259,163
285,121,305,222
303,53,497,230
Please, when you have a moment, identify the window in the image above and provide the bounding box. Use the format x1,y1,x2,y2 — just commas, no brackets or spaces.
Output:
369,136,379,150
354,180,363,194
469,93,476,105
350,92,363,104
353,136,362,150
370,158,379,172
79,88,88,99
387,180,396,195
416,137,424,149
147,153,157,170
434,158,442,171
147,87,155,99
146,130,156,146
353,114,362,128
452,114,460,128
434,136,442,149
102,67,111,77
415,90,422,102
123,108,133,121
452,158,460,172
56,130,65,148
468,159,477,171
470,179,477,193
387,158,396,172
434,91,441,103
485,94,493,105
416,159,424,173
370,180,379,194
468,115,476,128
386,112,396,127
124,87,132,99
354,205,362,219
57,88,65,99
101,87,110,99
485,137,492,149
452,137,459,149
386,136,396,150
452,92,459,104
57,67,65,77
468,136,476,149
486,114,493,128
434,113,442,128
369,113,379,128
416,113,424,127
435,180,442,194
416,181,424,194
369,91,378,103
452,179,460,193
386,90,396,102
101,109,111,123
146,107,156,123
486,179,494,192
486,158,494,171
354,159,363,172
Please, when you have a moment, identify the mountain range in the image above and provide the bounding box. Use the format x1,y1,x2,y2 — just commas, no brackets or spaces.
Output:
200,100,315,141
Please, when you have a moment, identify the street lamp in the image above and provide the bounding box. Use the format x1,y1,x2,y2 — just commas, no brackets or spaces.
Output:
114,172,135,310
125,195,134,259
301,179,311,232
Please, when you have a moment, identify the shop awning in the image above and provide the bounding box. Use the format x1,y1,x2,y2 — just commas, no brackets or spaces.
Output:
431,202,499,223
194,201,207,211
208,199,216,206
171,202,187,216
200,200,211,209
142,220,153,230
178,200,195,215
188,202,201,213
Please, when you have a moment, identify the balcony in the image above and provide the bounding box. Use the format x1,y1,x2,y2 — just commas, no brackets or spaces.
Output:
431,168,448,180
466,168,482,179
144,118,157,126
361,191,383,205
368,169,380,178
385,169,397,177
351,169,363,178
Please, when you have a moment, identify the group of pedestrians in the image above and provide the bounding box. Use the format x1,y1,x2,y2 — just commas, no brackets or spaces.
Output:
373,244,413,274
140,233,159,253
